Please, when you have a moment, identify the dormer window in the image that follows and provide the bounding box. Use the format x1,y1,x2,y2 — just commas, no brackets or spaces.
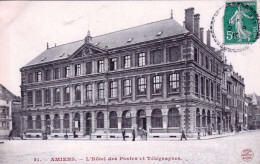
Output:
41,57,46,61
95,42,100,46
156,31,163,36
127,38,133,42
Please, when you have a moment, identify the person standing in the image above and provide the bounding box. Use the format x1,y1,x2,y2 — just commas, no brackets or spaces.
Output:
132,128,135,141
8,129,14,140
180,130,187,140
122,129,126,141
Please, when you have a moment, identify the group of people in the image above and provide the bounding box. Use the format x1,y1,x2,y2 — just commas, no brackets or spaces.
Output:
121,127,147,141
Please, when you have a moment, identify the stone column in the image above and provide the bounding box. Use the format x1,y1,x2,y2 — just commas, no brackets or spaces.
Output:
162,105,168,133
42,89,45,107
132,52,136,67
50,114,54,132
104,81,108,103
118,79,122,103
41,115,45,132
91,111,95,133
69,112,73,133
147,48,151,65
163,44,167,63
23,116,27,132
147,75,151,100
132,77,136,102
70,63,74,77
60,86,64,106
104,111,108,133
50,88,54,107
60,113,64,133
80,111,84,135
81,83,84,105
92,83,96,104
163,73,167,99
146,106,152,134
33,90,36,108
82,62,86,75
117,110,122,130
104,58,109,72
32,115,36,130
70,85,74,105
130,107,137,133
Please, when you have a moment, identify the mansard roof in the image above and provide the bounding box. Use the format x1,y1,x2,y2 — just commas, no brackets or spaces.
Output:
25,18,188,67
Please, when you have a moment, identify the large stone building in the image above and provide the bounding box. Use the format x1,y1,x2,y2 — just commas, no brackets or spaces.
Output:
248,93,260,129
20,8,241,139
0,84,21,139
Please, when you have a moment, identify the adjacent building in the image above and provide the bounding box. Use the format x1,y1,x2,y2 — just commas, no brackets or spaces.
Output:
0,84,21,139
248,93,260,129
20,8,246,139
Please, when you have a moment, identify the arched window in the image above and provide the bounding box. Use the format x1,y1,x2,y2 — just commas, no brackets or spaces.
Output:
54,88,60,102
196,108,200,127
64,87,70,102
122,110,132,128
97,112,104,128
202,109,206,127
35,115,41,129
207,110,211,126
27,115,33,129
45,115,51,126
64,114,70,130
109,111,118,128
54,114,60,129
168,108,180,127
75,85,81,101
195,74,199,96
152,109,162,128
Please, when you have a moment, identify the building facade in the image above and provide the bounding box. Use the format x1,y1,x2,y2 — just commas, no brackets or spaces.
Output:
0,84,21,139
248,93,260,129
20,8,236,139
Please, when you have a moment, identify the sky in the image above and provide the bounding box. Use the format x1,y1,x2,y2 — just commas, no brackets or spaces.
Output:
0,1,260,97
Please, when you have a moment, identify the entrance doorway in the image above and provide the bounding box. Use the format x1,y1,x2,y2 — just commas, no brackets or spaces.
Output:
137,110,146,133
85,113,92,135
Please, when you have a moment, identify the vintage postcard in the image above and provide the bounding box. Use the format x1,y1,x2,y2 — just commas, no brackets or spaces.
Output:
0,1,259,164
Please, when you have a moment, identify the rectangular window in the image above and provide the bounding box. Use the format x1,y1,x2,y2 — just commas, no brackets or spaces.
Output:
206,79,209,97
200,52,204,66
216,62,219,75
86,62,92,74
153,75,162,94
138,53,146,66
45,70,51,81
210,59,213,71
137,77,146,95
217,84,221,103
169,73,179,92
75,64,81,76
123,79,132,97
195,74,199,96
201,77,205,96
98,60,104,73
123,55,131,68
152,49,163,64
36,71,42,82
110,81,118,98
86,84,92,100
36,90,42,104
64,66,70,78
110,58,117,71
54,68,61,79
98,82,104,99
205,56,209,69
194,47,199,63
28,73,33,83
64,87,70,102
169,46,181,62
27,91,33,104
45,89,51,103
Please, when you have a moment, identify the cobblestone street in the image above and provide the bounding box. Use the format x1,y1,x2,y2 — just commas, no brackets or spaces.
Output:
0,130,259,164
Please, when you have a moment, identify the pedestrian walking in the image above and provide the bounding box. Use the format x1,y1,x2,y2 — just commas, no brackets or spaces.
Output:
180,130,187,140
132,128,135,141
8,129,14,140
122,129,126,141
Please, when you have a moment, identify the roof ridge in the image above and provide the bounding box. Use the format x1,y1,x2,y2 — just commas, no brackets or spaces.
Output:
92,18,173,39
48,39,84,50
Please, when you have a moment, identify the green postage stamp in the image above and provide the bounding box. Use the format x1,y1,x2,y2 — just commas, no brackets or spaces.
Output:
223,1,259,44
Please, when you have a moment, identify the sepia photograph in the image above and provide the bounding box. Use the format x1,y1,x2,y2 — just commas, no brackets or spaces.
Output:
0,0,259,163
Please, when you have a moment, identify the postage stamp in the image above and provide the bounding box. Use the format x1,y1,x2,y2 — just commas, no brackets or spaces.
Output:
223,1,258,44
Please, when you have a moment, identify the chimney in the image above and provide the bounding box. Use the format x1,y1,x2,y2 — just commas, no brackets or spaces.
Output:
185,8,194,33
206,30,211,46
194,14,200,38
170,9,173,19
200,28,204,42
85,30,92,43
47,42,49,49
